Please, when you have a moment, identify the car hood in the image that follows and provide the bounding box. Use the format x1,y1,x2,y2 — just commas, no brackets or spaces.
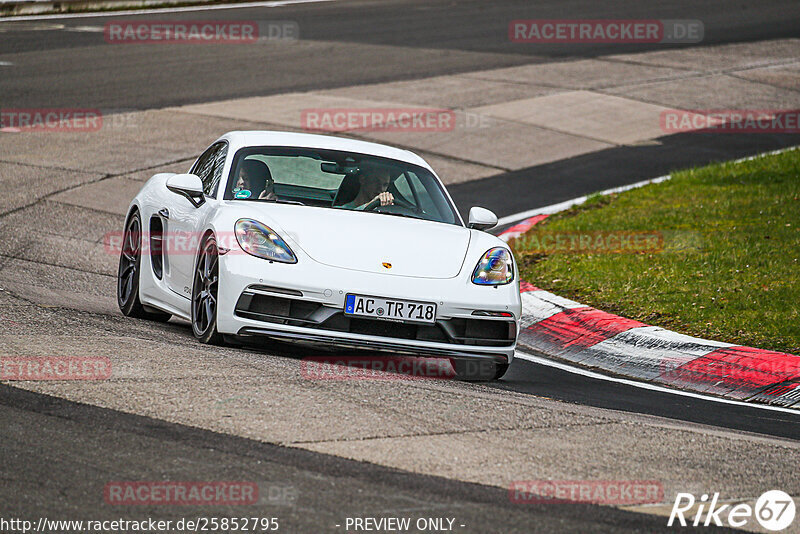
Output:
246,205,471,279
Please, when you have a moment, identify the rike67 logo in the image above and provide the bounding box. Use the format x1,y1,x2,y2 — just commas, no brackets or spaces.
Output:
668,490,796,531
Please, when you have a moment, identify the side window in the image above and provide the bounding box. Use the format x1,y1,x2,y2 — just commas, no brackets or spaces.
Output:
190,142,228,197
209,143,228,197
190,145,216,187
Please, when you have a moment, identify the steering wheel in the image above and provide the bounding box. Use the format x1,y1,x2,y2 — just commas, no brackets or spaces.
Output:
365,195,418,212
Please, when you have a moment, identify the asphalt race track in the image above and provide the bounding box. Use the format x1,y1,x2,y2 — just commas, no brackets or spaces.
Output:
0,386,685,533
1,0,799,532
3,0,800,110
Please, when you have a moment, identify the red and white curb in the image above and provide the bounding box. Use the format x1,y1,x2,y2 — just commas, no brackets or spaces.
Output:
516,284,800,408
497,214,549,242
501,146,800,409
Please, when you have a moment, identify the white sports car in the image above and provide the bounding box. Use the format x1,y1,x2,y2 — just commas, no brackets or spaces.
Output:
117,131,521,380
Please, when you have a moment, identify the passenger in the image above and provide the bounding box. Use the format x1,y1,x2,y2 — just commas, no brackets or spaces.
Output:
234,159,277,200
341,162,394,210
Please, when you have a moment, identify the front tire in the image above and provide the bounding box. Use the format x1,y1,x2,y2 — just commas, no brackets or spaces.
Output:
191,235,224,345
493,363,510,380
452,359,509,381
117,210,171,322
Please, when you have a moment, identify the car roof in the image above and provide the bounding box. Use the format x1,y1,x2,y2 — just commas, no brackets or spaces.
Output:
218,131,433,171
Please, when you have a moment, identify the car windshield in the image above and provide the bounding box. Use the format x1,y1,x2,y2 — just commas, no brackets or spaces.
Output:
224,146,460,225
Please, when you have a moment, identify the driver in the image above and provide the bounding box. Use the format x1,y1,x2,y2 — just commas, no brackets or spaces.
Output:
233,159,277,200
341,162,395,210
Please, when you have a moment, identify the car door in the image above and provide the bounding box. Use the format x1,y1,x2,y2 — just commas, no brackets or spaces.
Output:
164,141,228,298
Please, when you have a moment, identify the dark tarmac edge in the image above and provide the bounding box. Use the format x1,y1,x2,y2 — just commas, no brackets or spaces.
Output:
464,132,800,222
496,357,800,441
0,383,700,533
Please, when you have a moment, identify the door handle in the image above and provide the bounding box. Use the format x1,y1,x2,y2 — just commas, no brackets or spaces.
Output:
158,208,170,219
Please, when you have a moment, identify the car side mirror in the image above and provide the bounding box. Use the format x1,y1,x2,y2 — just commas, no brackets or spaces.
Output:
166,173,205,207
467,206,498,231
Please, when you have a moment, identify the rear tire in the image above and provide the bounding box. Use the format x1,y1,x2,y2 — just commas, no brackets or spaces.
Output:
191,235,224,345
117,210,171,322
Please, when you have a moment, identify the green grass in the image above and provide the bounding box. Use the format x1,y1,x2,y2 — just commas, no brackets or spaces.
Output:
515,148,800,354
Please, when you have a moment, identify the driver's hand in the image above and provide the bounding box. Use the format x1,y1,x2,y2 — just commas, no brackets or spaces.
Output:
374,192,394,206
259,190,277,200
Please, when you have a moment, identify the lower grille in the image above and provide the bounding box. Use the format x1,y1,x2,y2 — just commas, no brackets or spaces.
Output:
317,313,450,342
235,292,515,347
234,292,321,326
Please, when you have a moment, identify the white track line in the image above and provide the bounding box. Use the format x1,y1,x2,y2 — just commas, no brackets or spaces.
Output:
0,0,334,22
497,145,800,228
516,350,800,415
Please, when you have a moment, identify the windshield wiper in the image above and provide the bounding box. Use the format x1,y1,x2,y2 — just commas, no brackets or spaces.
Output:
377,211,425,221
260,198,305,206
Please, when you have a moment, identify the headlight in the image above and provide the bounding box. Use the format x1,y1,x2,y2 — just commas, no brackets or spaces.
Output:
234,219,297,263
472,247,513,285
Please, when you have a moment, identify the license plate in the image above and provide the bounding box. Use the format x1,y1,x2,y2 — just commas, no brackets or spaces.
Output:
344,294,436,324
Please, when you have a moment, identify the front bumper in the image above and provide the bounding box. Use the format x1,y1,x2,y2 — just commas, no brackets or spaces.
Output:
216,251,521,363
234,327,511,363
